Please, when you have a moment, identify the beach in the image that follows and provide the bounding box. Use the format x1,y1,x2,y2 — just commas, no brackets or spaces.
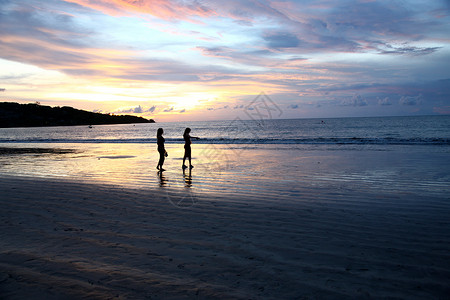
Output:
2,0,450,296
1,139,449,299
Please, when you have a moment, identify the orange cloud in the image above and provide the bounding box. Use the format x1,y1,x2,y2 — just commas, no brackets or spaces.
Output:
0,33,137,78
65,0,216,20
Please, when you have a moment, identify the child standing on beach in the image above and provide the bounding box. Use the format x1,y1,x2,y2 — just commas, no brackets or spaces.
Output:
156,128,167,171
182,127,199,169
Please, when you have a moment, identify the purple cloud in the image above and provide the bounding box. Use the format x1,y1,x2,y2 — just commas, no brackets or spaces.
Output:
399,95,423,106
340,95,368,107
114,105,143,114
146,105,156,113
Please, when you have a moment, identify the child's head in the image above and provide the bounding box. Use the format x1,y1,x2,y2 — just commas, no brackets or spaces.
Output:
157,128,163,136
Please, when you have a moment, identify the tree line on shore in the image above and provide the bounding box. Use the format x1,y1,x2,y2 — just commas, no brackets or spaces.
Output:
0,102,155,128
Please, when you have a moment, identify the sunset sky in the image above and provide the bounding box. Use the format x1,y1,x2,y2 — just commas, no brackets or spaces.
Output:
1,0,449,121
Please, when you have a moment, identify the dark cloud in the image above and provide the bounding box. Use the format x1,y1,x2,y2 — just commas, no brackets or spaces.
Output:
163,107,173,112
115,105,143,114
204,105,230,111
0,88,5,92
322,1,442,39
133,105,143,113
179,109,186,113
263,32,300,49
377,44,441,56
267,1,448,56
146,106,156,113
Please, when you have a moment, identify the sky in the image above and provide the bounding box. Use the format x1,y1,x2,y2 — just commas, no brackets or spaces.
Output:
0,0,449,122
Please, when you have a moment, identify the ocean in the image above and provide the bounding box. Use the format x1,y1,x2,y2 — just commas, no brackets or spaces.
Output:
0,115,449,204
1,115,449,147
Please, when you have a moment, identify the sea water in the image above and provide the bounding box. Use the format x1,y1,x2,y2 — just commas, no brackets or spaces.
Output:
1,115,449,147
0,115,449,203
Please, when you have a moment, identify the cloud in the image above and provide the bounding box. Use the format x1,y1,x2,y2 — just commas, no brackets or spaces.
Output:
1,0,449,121
340,95,368,107
288,104,299,109
270,1,448,55
399,95,423,106
64,0,215,21
376,43,441,56
378,97,392,106
163,107,173,112
0,1,234,82
133,105,143,113
0,88,5,92
319,83,385,93
146,105,156,113
179,108,185,113
196,46,308,70
263,32,300,49
0,1,104,74
93,109,103,113
433,106,450,114
115,105,143,113
204,105,230,111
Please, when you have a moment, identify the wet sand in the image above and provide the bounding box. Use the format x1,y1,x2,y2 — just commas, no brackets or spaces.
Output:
1,173,449,299
0,147,76,155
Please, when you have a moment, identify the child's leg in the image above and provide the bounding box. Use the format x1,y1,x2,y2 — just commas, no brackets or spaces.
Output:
157,152,164,169
157,152,165,169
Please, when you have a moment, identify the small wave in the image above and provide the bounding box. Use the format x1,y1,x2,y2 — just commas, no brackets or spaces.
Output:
97,155,136,159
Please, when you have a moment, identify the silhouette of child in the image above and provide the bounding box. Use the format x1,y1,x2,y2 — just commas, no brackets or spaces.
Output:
182,127,199,169
156,128,167,171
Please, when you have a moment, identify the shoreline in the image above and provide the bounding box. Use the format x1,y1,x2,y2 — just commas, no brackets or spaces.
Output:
1,175,449,299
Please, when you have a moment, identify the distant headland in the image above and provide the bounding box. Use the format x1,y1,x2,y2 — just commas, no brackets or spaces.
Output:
0,102,155,128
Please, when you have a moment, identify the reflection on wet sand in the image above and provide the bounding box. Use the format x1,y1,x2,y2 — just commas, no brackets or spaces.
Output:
157,171,167,187
183,168,192,187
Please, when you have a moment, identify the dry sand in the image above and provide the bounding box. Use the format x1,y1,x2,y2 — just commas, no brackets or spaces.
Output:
0,175,449,299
